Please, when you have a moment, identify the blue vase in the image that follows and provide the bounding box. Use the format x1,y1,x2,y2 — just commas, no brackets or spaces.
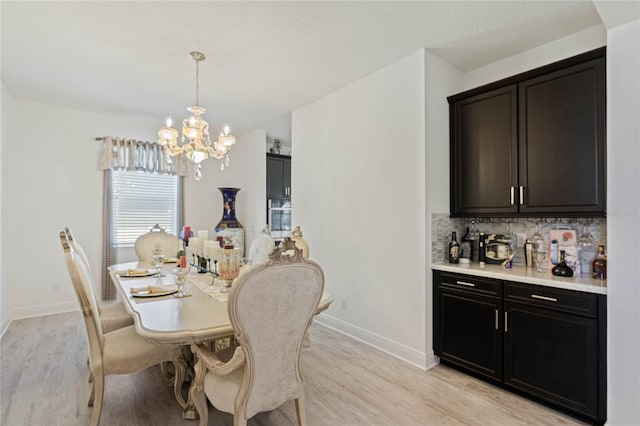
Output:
215,188,245,256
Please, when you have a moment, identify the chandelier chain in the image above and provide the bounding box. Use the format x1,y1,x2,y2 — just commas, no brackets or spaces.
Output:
195,58,200,106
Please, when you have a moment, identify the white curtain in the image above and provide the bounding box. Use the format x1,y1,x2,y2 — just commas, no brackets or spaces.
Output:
99,136,188,175
100,137,185,300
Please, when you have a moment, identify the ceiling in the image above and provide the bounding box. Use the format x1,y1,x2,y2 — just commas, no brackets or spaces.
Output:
0,1,622,141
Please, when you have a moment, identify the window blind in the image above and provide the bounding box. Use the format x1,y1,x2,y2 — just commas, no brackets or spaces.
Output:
111,170,179,247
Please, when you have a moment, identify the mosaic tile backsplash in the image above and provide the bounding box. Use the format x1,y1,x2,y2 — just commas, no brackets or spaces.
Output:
431,213,607,264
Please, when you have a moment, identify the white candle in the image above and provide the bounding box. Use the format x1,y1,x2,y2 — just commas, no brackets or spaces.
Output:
203,240,216,259
198,230,209,240
189,237,202,256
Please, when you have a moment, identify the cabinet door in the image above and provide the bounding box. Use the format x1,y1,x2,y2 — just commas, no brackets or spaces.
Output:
518,58,605,215
450,85,518,216
434,288,503,381
504,302,598,419
267,156,290,199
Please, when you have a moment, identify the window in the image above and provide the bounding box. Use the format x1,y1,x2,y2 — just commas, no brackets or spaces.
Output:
111,170,180,247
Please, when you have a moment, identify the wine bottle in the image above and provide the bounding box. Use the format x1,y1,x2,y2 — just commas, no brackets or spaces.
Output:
592,245,607,280
448,232,460,264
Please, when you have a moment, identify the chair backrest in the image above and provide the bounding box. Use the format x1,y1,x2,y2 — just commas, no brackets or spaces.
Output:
64,227,104,312
59,232,105,369
134,228,180,262
228,245,324,419
64,227,90,271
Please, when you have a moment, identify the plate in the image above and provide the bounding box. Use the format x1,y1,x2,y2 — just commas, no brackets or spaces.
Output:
130,285,178,298
116,269,157,278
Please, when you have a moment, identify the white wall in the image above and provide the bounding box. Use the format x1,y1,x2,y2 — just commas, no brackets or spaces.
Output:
605,19,640,426
184,129,267,254
463,25,606,90
292,51,427,367
0,83,12,333
424,51,463,366
1,98,266,323
2,99,159,320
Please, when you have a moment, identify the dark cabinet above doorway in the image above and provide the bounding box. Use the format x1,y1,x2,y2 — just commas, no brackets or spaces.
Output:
449,48,606,217
267,153,291,200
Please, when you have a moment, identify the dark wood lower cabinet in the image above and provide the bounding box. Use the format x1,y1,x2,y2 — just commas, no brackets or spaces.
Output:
433,271,606,425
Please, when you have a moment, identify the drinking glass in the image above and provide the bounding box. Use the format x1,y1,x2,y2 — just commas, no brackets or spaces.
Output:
152,248,166,277
173,268,189,298
535,251,547,273
218,248,241,293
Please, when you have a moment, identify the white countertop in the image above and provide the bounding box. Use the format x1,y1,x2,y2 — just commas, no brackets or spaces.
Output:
432,262,607,295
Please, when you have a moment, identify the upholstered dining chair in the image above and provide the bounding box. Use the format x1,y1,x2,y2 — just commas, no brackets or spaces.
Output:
134,224,180,262
59,232,187,426
189,239,324,426
64,227,133,334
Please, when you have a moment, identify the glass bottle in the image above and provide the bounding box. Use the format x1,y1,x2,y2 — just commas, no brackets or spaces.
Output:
469,220,479,263
478,232,486,265
552,250,574,277
592,245,607,280
448,232,460,264
531,223,546,272
577,222,596,275
460,227,472,264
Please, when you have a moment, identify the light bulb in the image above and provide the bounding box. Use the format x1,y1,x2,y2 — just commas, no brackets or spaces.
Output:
166,116,173,127
223,125,230,135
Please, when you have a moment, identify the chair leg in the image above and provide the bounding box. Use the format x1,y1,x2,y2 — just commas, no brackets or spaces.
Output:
233,414,247,426
295,392,307,426
189,355,208,426
88,380,95,407
90,370,105,426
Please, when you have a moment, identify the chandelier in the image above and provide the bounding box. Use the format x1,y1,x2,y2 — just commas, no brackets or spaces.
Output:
157,51,236,180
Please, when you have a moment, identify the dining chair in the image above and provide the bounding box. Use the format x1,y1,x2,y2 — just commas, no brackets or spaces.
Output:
189,239,324,426
134,224,180,262
64,227,133,334
59,232,188,426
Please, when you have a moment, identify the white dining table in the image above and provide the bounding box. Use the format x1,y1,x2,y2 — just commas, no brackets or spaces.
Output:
109,261,333,419
109,261,334,345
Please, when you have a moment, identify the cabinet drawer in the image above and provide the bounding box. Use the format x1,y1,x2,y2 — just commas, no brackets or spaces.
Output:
505,282,598,318
439,272,502,298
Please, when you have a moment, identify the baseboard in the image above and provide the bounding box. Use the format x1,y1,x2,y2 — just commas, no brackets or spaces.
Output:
315,313,436,370
8,301,79,323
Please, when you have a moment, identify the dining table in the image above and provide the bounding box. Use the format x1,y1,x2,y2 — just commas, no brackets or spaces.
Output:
108,260,334,419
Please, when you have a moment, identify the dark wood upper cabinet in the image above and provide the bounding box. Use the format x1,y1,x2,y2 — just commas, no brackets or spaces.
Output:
451,85,518,215
266,153,291,199
519,58,606,214
449,48,606,217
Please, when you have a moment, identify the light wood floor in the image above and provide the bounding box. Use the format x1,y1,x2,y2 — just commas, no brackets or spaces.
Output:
1,312,585,426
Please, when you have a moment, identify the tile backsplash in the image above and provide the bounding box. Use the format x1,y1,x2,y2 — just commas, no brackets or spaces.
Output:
431,213,607,264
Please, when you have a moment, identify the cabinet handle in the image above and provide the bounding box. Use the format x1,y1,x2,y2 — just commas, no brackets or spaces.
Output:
510,187,515,205
504,312,509,332
495,309,499,330
519,186,524,205
531,294,558,302
455,280,476,287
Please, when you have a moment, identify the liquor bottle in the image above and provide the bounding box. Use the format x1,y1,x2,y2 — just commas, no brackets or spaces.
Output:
478,232,486,265
469,220,479,263
577,223,596,275
552,250,574,277
460,227,472,264
448,232,460,264
592,245,607,280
